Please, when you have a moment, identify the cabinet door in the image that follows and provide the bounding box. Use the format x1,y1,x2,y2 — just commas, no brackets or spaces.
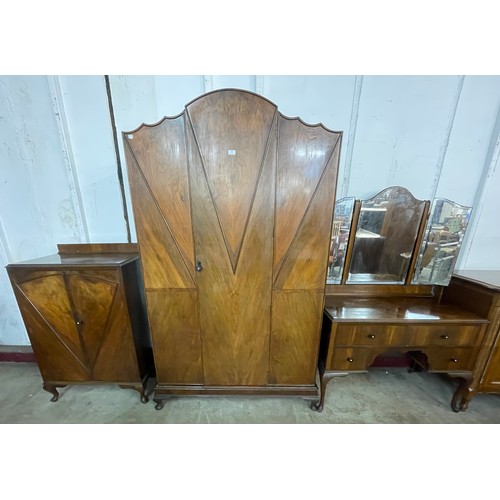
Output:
13,272,89,381
11,269,140,383
66,271,140,382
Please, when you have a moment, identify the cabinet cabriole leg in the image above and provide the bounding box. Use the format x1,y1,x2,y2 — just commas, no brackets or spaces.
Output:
154,398,165,410
43,383,64,402
119,383,149,403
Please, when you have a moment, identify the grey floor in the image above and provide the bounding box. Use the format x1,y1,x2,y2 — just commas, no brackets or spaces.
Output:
0,361,499,423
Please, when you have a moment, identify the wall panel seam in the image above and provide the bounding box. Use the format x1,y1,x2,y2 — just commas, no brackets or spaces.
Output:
459,106,500,268
340,75,363,198
429,75,464,200
47,75,89,242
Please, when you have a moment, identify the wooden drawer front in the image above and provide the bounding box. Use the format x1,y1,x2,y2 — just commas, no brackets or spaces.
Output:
329,347,374,371
426,348,475,371
334,325,413,347
412,325,481,347
334,324,481,348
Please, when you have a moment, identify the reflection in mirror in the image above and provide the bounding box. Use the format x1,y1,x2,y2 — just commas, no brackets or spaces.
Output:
412,198,471,285
327,197,355,283
347,186,426,284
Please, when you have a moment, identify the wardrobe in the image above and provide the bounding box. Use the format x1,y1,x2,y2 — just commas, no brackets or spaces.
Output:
123,89,341,408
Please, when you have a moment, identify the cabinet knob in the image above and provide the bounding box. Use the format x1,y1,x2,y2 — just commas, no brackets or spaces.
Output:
76,320,84,326
440,334,450,340
347,357,354,363
196,261,203,272
450,358,458,363
368,334,376,339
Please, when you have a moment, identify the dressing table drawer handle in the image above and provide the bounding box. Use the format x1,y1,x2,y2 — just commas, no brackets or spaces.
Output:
440,334,450,340
347,357,354,363
450,358,458,363
368,334,376,339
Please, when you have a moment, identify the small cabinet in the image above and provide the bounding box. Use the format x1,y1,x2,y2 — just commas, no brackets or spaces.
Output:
6,244,153,403
442,270,500,406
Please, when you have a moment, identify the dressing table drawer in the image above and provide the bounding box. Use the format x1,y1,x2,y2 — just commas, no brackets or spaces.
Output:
425,347,476,371
334,323,481,348
329,347,375,371
412,325,480,346
334,324,412,347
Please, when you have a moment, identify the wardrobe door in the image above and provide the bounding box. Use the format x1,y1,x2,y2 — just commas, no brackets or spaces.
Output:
186,90,277,386
124,115,203,385
271,116,341,385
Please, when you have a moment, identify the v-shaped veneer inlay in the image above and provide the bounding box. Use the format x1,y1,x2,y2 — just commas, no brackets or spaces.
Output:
19,274,86,367
274,117,341,274
125,116,195,273
187,91,277,273
67,274,117,372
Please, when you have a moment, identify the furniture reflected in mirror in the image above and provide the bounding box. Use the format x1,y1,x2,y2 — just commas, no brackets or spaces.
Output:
412,199,472,285
347,187,428,284
326,186,472,287
319,187,479,413
326,197,355,284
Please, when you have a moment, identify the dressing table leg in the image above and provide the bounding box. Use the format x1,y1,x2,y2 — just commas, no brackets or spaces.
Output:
450,375,475,412
310,372,347,412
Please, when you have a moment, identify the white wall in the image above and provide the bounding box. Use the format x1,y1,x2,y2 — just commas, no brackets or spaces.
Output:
0,76,86,345
1,74,499,345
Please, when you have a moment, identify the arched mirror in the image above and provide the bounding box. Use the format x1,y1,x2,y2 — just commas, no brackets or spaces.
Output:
326,196,355,284
412,198,472,285
346,186,427,284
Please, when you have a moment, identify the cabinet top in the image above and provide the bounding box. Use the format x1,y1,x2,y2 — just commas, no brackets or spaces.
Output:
6,243,139,269
325,296,488,324
452,270,500,290
6,252,138,268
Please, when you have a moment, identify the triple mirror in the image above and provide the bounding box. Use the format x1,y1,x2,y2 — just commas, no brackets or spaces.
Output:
326,186,472,286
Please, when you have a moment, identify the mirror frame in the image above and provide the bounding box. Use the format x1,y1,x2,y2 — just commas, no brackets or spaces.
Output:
344,186,429,285
411,198,472,286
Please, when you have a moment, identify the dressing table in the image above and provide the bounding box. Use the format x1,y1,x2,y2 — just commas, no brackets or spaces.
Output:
315,186,488,412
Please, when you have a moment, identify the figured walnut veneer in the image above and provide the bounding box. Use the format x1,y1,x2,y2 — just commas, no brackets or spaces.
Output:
123,89,341,407
6,244,153,403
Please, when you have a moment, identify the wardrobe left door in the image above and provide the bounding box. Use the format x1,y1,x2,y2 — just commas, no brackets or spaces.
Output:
124,115,203,386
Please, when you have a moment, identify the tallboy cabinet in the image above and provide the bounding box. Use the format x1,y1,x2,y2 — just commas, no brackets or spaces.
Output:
6,244,153,403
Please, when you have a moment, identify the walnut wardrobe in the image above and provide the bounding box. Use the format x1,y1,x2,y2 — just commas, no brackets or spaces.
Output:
123,89,342,409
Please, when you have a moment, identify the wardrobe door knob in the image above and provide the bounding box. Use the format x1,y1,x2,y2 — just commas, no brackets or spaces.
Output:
347,357,354,363
76,320,84,326
196,261,203,272
450,358,458,363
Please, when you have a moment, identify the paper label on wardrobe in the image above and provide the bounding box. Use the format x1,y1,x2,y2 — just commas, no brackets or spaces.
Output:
227,150,236,155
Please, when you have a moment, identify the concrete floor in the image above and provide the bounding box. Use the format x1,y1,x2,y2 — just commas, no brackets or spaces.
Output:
0,362,498,423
